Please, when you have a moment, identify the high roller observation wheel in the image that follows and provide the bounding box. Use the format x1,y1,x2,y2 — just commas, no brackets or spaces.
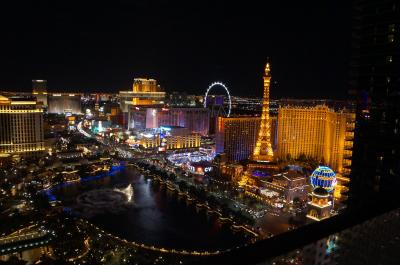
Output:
204,82,232,117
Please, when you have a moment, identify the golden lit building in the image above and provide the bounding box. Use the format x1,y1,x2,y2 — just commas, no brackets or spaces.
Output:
163,134,201,150
216,116,260,162
119,78,166,112
252,62,274,161
0,95,44,156
133,78,158,92
140,134,200,150
139,126,200,150
140,135,161,149
161,126,201,150
306,187,332,221
277,105,355,174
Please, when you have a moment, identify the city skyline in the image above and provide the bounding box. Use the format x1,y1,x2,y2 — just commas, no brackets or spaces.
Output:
0,1,399,264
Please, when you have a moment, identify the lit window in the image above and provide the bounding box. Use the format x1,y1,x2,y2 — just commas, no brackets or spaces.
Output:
388,34,394,43
388,24,395,33
386,56,393,63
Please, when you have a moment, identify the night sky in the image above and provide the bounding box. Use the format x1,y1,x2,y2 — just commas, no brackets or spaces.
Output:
0,1,352,99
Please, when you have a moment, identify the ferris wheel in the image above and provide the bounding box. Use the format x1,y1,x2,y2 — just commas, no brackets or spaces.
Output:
204,81,232,117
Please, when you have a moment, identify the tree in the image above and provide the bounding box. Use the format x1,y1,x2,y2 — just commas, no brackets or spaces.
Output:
198,187,207,201
293,197,301,208
298,153,307,162
178,181,187,192
168,173,177,182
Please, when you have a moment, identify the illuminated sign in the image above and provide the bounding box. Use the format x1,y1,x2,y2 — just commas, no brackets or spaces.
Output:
204,167,212,172
188,165,212,175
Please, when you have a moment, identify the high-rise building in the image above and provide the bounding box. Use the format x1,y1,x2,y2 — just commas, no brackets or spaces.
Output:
216,116,260,162
0,95,44,156
119,78,166,112
128,107,210,135
32,80,48,107
207,95,227,135
350,0,400,200
277,105,355,175
252,62,274,161
48,93,82,114
133,78,158,92
349,1,399,105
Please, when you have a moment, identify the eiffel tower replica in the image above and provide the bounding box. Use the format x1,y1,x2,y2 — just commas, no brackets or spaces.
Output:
252,61,274,162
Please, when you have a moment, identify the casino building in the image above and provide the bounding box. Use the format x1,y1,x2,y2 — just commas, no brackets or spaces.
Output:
32,79,48,107
48,93,82,114
138,126,201,151
276,105,355,175
128,106,210,136
0,95,44,156
215,116,260,162
119,78,166,113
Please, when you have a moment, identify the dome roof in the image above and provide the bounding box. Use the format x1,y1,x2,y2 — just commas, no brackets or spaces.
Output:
310,166,337,192
313,187,329,197
0,95,9,101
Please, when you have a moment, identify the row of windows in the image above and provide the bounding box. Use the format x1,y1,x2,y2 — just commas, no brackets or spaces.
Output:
0,143,44,153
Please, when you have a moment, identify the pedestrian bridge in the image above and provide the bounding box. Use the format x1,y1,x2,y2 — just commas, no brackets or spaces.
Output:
0,225,54,255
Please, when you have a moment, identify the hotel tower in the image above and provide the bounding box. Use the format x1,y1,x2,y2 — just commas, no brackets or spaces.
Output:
0,95,44,156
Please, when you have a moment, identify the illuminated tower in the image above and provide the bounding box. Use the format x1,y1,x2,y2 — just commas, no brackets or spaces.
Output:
95,94,100,112
32,79,48,107
252,62,274,161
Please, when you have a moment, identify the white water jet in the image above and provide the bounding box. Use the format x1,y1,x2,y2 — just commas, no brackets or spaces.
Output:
114,184,134,202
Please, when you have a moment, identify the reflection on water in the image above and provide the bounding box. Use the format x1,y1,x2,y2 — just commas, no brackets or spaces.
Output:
55,167,249,251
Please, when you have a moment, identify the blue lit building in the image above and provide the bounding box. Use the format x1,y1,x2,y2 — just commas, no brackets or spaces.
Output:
310,166,337,193
215,116,260,162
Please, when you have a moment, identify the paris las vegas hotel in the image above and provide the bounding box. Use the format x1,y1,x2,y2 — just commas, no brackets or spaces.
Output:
276,102,355,176
216,64,356,178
